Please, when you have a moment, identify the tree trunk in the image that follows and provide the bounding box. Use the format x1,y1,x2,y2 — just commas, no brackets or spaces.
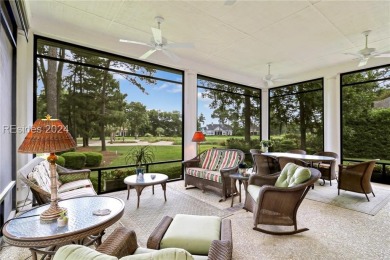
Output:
56,49,65,118
244,92,251,143
99,60,111,151
299,98,307,149
47,47,58,118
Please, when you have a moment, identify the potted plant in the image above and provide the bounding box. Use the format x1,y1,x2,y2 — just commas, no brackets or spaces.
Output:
102,169,132,191
125,146,155,179
238,162,247,175
260,140,274,153
57,210,68,227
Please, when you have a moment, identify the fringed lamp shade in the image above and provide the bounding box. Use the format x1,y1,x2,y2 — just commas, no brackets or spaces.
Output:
18,117,76,154
18,115,76,221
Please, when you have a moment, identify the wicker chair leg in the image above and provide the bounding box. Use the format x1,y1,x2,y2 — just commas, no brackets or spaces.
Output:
372,191,376,197
364,193,370,202
320,179,325,186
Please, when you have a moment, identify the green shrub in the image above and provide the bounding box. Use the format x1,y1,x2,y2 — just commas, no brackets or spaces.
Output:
56,156,66,167
61,152,86,169
83,152,103,167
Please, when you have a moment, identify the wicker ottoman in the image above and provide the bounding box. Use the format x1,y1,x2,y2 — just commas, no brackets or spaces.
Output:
147,214,232,260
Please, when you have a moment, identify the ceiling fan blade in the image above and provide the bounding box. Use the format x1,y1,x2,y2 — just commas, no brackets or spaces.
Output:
166,43,194,49
162,50,180,62
151,27,162,44
119,39,150,46
139,49,156,60
358,57,369,67
373,51,390,58
344,52,364,58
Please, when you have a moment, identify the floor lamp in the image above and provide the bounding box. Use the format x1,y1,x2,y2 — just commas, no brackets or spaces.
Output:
18,115,76,221
192,131,205,156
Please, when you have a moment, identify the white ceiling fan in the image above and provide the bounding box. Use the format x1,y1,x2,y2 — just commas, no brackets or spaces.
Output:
120,16,194,61
262,63,287,87
345,30,390,67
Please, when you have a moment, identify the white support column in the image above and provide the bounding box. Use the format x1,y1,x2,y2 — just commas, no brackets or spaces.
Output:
261,88,269,140
324,76,341,163
183,70,197,160
16,30,34,204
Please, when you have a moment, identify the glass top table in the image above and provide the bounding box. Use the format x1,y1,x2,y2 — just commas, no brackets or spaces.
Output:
2,196,124,259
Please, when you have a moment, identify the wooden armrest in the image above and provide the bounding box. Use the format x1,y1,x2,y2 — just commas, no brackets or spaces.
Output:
96,227,138,257
182,159,200,168
147,216,173,249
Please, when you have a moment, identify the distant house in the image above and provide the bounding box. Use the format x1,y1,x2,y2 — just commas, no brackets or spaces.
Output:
202,123,233,136
373,97,390,108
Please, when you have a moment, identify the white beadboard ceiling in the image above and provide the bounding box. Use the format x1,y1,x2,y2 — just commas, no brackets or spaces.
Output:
26,0,390,87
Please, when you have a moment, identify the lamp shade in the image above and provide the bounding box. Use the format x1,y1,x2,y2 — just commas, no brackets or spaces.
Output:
192,131,205,143
18,115,76,154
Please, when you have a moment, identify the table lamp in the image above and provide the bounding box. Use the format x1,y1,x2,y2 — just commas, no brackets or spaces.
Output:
192,131,205,155
18,115,76,221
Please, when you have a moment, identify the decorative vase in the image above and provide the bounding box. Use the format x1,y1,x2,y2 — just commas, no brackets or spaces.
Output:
57,218,68,227
261,145,268,153
136,167,144,181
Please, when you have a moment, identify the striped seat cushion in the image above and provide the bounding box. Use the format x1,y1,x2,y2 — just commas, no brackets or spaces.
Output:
200,149,221,171
203,170,222,183
218,150,240,170
186,167,206,178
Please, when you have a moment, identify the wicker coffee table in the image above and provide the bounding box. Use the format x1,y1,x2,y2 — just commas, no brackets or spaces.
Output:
2,196,124,260
124,173,168,208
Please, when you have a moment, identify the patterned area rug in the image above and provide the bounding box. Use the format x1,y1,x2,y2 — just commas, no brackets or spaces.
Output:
108,185,232,246
306,182,390,215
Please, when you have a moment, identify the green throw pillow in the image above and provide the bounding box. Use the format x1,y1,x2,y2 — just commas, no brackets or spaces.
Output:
275,163,311,187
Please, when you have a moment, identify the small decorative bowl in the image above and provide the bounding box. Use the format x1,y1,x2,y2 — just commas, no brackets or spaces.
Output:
151,174,156,180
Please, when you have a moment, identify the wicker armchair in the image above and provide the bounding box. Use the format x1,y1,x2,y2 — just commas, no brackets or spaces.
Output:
313,151,338,186
147,215,232,260
244,167,321,235
19,157,96,205
278,156,309,169
54,226,228,260
251,151,278,175
338,160,377,201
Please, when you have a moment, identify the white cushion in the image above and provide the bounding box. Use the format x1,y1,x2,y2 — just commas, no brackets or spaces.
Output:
27,162,52,193
58,187,96,200
58,179,93,193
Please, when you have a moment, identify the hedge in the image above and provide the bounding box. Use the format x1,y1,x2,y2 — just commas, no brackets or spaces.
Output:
61,152,86,169
83,152,103,167
56,156,66,167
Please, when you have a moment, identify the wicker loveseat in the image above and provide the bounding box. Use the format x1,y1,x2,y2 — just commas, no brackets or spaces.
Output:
183,148,245,201
19,157,96,204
